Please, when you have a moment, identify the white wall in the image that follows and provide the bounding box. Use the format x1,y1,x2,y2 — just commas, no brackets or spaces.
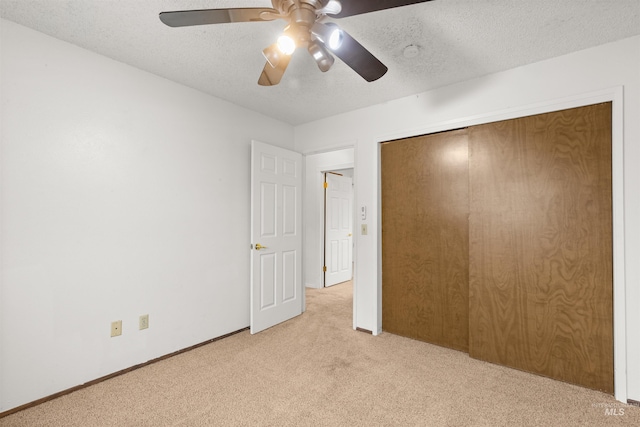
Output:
0,20,294,412
303,149,354,289
294,36,640,401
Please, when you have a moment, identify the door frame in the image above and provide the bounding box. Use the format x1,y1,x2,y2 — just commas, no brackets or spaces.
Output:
303,148,356,328
374,87,627,402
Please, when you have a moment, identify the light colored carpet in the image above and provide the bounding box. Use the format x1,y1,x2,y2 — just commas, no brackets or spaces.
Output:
2,281,638,426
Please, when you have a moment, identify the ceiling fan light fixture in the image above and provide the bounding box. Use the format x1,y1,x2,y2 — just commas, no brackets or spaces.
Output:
321,0,343,16
311,22,343,52
308,40,335,72
328,28,343,50
277,34,296,55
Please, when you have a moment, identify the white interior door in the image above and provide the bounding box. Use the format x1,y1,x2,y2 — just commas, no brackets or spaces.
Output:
324,173,353,287
250,140,302,334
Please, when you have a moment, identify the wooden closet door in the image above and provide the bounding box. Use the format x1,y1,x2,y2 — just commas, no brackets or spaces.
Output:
468,103,613,393
381,129,469,352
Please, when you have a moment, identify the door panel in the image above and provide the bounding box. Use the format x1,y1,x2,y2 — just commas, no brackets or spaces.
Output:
468,103,613,393
282,250,297,302
260,253,277,309
381,129,470,352
283,185,297,235
251,141,302,334
261,182,277,237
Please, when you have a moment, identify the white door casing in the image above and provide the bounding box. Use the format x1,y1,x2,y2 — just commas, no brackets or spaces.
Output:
324,173,353,287
250,140,302,334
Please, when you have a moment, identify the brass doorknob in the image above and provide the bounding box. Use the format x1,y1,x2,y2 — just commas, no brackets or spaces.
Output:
255,243,267,250
348,233,352,237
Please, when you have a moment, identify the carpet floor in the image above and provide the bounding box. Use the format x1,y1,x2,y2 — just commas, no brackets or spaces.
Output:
1,281,638,426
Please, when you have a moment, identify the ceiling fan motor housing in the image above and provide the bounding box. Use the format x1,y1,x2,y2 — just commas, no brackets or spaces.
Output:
273,0,329,47
272,0,330,15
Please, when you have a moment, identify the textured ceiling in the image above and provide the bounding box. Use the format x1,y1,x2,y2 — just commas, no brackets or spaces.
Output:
2,0,640,125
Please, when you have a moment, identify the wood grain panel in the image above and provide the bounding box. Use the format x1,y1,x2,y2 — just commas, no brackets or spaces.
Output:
468,103,613,393
381,129,469,352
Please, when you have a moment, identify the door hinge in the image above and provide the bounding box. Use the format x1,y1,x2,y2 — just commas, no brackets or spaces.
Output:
323,266,327,272
323,182,328,189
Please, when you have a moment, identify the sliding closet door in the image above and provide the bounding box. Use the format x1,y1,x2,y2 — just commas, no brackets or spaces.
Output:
468,103,613,392
381,130,469,352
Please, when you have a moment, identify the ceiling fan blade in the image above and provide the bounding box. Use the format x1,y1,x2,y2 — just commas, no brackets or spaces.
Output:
322,24,388,82
330,0,433,18
159,8,278,27
258,53,293,86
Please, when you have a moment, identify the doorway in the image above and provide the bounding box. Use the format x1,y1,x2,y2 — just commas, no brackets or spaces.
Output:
303,148,355,327
323,170,354,287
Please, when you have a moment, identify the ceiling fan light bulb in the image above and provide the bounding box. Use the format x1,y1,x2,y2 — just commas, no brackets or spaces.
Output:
277,35,296,55
323,0,343,15
310,23,343,51
317,55,334,72
308,41,335,72
328,28,343,50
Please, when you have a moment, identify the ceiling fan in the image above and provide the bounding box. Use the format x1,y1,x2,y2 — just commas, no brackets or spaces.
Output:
159,0,432,86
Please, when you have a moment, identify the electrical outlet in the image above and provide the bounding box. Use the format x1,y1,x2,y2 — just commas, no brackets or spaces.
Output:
139,314,149,330
111,320,122,337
